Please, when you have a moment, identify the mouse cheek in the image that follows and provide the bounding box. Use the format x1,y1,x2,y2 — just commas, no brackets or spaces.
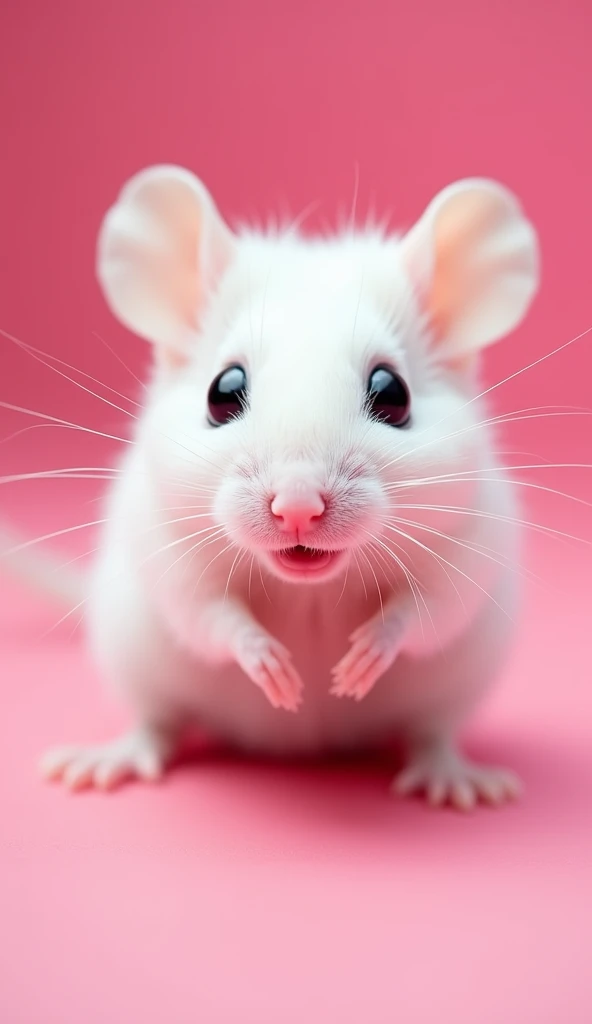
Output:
210,477,259,543
358,476,390,515
344,480,389,540
210,479,238,533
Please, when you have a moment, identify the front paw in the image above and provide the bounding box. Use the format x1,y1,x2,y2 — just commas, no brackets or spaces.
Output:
330,613,405,702
234,630,303,712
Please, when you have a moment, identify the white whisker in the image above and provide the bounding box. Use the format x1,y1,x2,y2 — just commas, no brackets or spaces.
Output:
248,554,255,602
380,408,592,476
92,331,148,393
192,542,235,595
352,550,369,601
385,514,544,588
151,526,226,591
141,523,225,566
1,328,139,421
382,522,513,621
38,595,89,642
334,556,351,609
11,333,144,411
0,399,133,445
257,561,272,604
365,533,431,641
0,518,109,556
379,327,592,472
356,545,384,620
224,547,247,601
385,502,591,547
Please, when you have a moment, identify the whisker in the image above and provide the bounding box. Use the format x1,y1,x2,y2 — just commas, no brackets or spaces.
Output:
466,325,592,416
388,461,592,485
67,609,86,643
224,546,247,601
352,550,369,601
145,511,215,533
192,542,236,595
150,526,226,591
383,502,589,547
92,331,148,393
8,332,144,411
1,333,222,476
334,556,351,609
356,545,384,621
0,422,79,448
365,533,431,640
142,523,225,564
257,561,272,604
248,554,255,602
0,518,109,556
380,326,592,472
0,468,127,486
1,328,139,421
0,399,133,446
386,473,592,512
369,530,442,615
380,408,592,475
38,595,89,642
362,544,393,614
381,522,514,621
384,514,544,588
180,529,228,587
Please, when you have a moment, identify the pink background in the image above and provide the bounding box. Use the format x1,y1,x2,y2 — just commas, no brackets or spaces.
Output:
1,2,591,1022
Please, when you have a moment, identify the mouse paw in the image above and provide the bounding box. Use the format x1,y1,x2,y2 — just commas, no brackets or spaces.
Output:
330,613,404,702
234,630,303,712
393,740,522,811
39,724,177,791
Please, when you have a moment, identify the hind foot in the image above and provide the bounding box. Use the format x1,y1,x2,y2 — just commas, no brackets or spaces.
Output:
393,736,522,812
40,723,178,791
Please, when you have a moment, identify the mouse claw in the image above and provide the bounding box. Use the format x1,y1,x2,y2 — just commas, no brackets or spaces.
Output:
234,630,304,712
330,613,404,702
392,740,523,811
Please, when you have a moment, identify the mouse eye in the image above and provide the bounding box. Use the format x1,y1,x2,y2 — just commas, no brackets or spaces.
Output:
207,365,248,426
366,366,411,427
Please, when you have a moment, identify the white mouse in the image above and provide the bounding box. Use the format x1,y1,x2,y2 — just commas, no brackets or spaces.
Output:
20,166,539,809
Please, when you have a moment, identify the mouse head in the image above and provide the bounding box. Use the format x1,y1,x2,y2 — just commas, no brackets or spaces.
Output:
97,167,538,585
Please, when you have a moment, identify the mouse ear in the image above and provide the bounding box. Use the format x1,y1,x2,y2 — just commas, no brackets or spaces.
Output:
96,165,235,359
400,179,539,359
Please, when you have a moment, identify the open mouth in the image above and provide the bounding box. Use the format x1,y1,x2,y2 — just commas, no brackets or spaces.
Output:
272,545,343,578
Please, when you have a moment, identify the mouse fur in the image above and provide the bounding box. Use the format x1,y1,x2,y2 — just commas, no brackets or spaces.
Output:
9,167,540,809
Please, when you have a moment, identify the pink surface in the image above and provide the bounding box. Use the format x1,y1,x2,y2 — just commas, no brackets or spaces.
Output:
1,2,592,1022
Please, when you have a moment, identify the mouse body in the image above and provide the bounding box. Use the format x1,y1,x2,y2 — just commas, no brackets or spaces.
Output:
41,167,539,809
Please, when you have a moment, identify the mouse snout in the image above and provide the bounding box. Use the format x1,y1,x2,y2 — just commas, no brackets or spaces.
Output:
270,484,326,535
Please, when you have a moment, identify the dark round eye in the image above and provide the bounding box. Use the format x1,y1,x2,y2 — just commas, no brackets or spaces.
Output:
207,365,248,426
366,365,411,427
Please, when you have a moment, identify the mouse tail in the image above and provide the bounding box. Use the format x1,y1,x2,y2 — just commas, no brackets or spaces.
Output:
0,523,86,606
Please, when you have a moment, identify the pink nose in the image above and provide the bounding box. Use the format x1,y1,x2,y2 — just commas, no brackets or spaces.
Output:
270,490,326,534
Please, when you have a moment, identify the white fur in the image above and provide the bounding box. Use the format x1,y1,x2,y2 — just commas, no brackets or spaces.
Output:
36,169,538,807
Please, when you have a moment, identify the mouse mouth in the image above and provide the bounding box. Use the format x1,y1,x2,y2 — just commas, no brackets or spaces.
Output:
270,545,344,580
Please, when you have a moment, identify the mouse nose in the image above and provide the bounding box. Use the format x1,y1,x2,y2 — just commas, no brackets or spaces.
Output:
270,488,326,534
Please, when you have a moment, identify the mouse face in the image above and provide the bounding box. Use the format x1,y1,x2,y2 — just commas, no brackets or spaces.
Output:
97,167,538,587
144,236,486,585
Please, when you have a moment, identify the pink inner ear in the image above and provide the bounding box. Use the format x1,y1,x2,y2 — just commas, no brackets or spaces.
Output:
429,190,499,345
402,190,491,343
97,166,236,353
400,180,538,359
